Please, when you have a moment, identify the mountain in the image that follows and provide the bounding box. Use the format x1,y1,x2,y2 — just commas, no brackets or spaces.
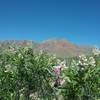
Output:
36,39,92,58
0,40,92,58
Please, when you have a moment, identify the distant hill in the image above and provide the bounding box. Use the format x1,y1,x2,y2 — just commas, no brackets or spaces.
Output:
0,40,93,58
36,39,92,58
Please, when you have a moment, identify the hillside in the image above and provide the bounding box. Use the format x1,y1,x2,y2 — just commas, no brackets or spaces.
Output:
0,40,92,58
36,39,92,57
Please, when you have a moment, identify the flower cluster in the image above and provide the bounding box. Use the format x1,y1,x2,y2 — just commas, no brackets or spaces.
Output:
78,54,88,66
88,57,96,66
92,47,100,56
77,54,96,70
53,59,67,87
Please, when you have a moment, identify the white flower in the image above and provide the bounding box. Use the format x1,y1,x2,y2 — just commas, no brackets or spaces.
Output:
78,55,96,67
78,60,83,65
18,53,23,59
92,47,100,56
78,54,89,66
5,64,11,68
60,60,67,69
88,57,96,66
79,54,87,60
84,58,88,62
78,60,88,66
4,70,9,73
81,67,85,71
4,64,12,73
83,62,88,66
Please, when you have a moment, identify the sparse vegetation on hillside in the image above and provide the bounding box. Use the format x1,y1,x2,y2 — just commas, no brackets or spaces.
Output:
0,40,93,58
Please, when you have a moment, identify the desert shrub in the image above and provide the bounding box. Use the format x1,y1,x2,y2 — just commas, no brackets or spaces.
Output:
0,47,100,100
0,48,57,100
60,54,100,100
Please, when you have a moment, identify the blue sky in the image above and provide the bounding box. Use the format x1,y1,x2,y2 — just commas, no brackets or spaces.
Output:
0,0,100,46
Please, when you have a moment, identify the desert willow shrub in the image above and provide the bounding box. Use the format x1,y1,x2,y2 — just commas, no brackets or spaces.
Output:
61,53,100,100
0,47,100,100
0,47,58,100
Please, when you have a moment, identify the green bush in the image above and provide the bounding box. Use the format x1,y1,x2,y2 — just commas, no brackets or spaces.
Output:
0,48,57,100
61,55,100,100
0,47,100,100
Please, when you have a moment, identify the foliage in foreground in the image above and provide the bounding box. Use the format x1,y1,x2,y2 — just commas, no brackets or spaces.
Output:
0,47,100,100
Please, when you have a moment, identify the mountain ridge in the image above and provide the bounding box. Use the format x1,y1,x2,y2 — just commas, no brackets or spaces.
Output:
0,39,93,58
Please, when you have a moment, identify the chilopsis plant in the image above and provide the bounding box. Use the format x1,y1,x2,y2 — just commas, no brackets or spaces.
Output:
0,47,100,100
61,48,100,100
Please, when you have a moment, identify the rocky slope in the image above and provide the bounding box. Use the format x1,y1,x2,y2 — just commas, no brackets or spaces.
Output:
0,40,92,58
